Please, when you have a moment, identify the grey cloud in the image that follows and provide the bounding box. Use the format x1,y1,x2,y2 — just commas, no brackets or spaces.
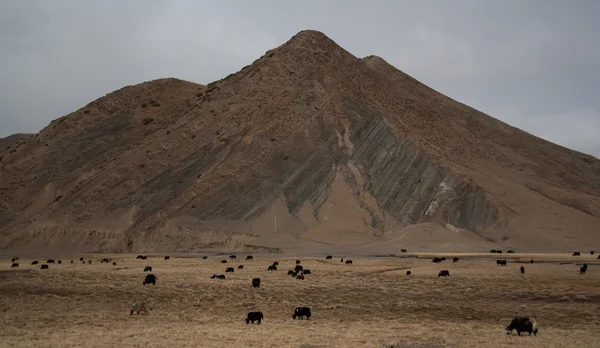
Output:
1,0,599,157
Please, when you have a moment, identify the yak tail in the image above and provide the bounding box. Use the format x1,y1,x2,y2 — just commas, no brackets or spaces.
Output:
530,318,539,335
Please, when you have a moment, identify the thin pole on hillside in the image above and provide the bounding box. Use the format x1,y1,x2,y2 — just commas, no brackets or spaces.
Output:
274,216,277,234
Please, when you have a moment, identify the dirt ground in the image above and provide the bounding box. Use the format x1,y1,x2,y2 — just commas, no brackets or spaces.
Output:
1,253,599,348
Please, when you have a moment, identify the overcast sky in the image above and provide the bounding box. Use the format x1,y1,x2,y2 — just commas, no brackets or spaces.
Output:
1,0,599,157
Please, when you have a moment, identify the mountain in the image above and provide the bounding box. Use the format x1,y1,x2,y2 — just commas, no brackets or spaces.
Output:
1,30,598,255
0,133,32,150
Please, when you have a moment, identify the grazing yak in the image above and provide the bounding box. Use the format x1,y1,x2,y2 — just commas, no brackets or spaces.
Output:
287,270,295,276
294,265,303,272
246,255,253,260
272,261,279,266
292,307,311,320
144,266,152,272
453,257,459,263
520,266,525,274
530,259,534,264
401,249,407,253
229,255,237,259
580,264,588,275
345,260,353,265
41,265,49,270
11,257,18,262
70,260,73,264
295,260,301,265
202,256,208,259
47,259,55,264
246,311,263,324
490,249,498,253
340,258,344,263
221,260,228,264
238,265,244,269
573,252,581,256
597,255,600,260
130,302,152,315
164,256,170,260
58,260,62,264
252,278,261,288
143,274,157,285
326,255,332,260
302,269,311,275
211,274,226,279
88,260,92,264
267,265,277,271
31,261,39,265
225,267,235,273
438,270,450,277
113,262,117,266
497,260,507,266
296,275,305,280
506,316,538,336
406,271,412,275
591,251,595,255
507,250,515,254
80,257,84,261
136,255,144,259
101,258,111,263
11,263,19,268
432,257,442,263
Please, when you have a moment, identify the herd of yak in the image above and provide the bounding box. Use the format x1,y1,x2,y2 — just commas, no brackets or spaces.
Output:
7,248,598,337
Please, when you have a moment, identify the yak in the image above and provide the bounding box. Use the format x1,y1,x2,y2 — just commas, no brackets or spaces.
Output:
438,270,450,277
246,311,263,324
130,302,152,315
143,273,157,285
506,316,538,336
292,307,311,320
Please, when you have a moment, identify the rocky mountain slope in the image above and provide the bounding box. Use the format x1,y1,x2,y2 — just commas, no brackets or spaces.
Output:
1,30,598,255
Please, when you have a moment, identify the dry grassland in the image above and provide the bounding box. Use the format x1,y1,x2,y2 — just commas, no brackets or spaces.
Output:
1,253,599,348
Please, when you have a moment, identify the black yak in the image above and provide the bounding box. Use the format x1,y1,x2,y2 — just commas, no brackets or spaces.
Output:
506,316,538,336
438,270,450,277
246,311,263,324
143,273,157,285
292,307,311,320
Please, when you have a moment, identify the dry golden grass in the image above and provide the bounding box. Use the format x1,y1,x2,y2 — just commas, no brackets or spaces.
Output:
1,253,599,348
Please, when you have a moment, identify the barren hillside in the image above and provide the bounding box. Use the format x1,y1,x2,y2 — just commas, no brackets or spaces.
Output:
1,30,598,255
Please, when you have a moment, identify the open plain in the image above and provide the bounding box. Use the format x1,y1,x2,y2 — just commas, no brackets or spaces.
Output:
1,252,599,348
